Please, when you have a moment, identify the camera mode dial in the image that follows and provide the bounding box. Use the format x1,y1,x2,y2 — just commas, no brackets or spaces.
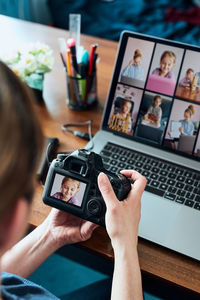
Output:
87,198,102,216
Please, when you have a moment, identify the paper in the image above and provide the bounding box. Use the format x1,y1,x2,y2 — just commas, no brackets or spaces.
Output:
171,121,182,138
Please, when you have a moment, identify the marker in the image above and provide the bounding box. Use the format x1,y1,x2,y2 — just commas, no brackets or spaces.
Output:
67,38,78,74
81,49,89,65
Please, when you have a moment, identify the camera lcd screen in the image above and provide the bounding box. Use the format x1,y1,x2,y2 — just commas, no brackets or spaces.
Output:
50,173,87,207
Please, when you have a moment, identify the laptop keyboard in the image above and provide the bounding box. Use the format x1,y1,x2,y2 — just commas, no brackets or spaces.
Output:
100,142,200,211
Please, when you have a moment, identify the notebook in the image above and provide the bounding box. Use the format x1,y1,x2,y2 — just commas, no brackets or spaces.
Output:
86,31,200,261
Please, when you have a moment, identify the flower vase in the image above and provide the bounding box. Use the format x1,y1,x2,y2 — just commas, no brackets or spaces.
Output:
31,87,44,102
29,74,44,102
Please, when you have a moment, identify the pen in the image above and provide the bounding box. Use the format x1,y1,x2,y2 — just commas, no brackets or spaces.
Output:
60,53,67,69
58,37,67,63
66,49,72,76
92,53,98,73
89,53,98,91
88,43,98,76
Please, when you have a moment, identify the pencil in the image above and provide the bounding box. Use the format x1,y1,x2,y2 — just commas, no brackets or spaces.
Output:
66,49,75,104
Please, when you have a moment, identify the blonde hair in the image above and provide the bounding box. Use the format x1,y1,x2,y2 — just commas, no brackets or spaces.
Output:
133,49,142,60
185,105,194,116
62,177,80,190
160,51,176,64
0,62,44,219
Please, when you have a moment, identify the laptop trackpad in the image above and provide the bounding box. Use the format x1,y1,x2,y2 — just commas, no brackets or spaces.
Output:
139,191,182,244
165,207,200,257
139,191,200,259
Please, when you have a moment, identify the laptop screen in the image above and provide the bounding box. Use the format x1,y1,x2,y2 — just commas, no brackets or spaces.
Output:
102,31,200,161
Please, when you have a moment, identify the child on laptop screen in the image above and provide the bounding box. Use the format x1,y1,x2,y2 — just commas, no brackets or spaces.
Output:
179,105,195,136
152,50,176,80
143,95,162,128
108,99,133,133
122,49,144,80
168,105,195,138
179,68,194,88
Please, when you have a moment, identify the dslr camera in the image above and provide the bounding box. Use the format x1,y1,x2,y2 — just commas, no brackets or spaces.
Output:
43,149,131,226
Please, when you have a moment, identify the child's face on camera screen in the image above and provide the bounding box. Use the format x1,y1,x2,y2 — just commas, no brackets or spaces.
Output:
160,55,174,75
61,179,79,201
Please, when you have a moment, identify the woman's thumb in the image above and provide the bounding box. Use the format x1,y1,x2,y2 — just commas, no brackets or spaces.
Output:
97,172,117,207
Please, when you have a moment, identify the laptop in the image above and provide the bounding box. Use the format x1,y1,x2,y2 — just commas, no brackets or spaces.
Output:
86,31,200,261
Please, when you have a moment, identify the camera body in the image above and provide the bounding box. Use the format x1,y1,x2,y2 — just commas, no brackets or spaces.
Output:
43,149,131,226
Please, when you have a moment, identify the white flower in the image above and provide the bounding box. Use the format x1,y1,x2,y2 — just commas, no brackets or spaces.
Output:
1,41,54,88
2,42,54,89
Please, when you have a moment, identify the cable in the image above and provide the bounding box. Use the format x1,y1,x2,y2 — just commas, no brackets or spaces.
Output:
60,120,94,153
61,120,93,140
45,120,94,166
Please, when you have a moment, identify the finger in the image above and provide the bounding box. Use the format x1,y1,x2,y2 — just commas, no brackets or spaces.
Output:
97,172,118,207
81,221,99,240
120,170,147,196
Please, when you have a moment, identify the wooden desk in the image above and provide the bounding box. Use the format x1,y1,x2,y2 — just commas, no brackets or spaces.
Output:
0,15,200,295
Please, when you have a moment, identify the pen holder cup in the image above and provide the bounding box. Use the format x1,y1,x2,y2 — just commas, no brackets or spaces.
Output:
66,71,97,110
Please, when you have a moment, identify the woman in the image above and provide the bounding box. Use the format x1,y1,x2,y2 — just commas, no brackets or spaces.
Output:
0,61,146,300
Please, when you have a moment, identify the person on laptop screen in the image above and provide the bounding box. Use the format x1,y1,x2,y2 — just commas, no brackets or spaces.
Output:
151,50,176,80
122,49,144,80
142,95,162,128
168,105,195,138
179,105,195,136
179,68,194,88
108,99,133,133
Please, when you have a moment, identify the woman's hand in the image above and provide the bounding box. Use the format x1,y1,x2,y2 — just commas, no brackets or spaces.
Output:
44,208,98,249
98,170,146,250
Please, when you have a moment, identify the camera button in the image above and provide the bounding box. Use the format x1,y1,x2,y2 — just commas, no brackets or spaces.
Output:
87,199,102,216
